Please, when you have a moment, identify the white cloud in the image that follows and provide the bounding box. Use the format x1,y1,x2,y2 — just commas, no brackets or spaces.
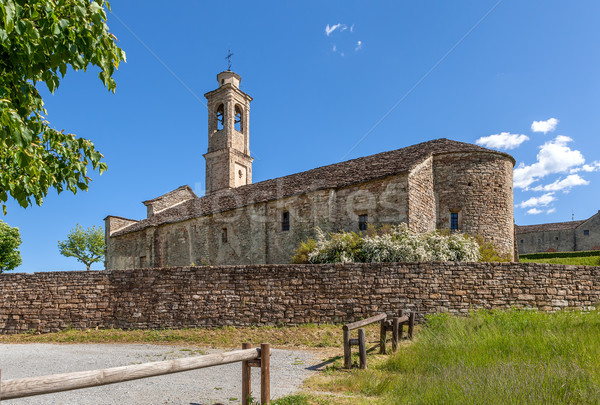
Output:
350,24,354,32
546,208,556,214
332,45,337,52
476,132,529,150
325,23,346,36
355,40,362,51
570,161,600,173
531,118,559,134
513,135,585,189
527,208,543,215
518,192,556,208
530,174,590,193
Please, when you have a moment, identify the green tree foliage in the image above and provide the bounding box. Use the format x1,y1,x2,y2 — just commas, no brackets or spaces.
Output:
58,224,105,271
0,0,126,213
0,219,22,272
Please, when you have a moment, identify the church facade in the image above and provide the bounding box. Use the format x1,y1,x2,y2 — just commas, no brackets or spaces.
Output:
105,71,516,269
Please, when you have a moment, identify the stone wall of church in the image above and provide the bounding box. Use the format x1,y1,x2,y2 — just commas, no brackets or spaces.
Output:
106,150,515,268
433,152,514,259
407,156,436,233
1,262,598,334
107,174,410,267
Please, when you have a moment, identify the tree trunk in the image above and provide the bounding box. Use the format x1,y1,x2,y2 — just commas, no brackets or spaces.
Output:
86,263,91,271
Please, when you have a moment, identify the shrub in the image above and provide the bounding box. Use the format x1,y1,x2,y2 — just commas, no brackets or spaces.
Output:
291,239,317,264
475,236,513,262
292,223,481,264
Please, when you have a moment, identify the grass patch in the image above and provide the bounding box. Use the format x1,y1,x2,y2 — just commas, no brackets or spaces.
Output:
520,255,600,266
307,309,600,404
0,323,379,349
519,250,600,265
520,250,600,260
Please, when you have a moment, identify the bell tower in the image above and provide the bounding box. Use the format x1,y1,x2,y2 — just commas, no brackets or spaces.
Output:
203,70,253,195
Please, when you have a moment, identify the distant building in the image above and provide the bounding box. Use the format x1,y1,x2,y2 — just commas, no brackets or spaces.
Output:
104,71,516,269
516,211,600,254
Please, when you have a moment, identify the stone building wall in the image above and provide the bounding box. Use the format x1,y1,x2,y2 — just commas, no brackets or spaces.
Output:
575,213,600,251
433,151,514,256
1,262,598,334
517,229,577,254
106,174,411,268
516,211,600,254
407,156,436,233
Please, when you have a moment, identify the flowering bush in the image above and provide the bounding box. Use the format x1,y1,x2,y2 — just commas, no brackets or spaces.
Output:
292,223,481,264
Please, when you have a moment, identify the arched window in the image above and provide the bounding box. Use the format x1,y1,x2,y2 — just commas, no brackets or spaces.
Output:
234,104,243,133
216,103,224,131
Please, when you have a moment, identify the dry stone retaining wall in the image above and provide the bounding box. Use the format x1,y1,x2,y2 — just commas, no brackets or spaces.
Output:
1,262,598,334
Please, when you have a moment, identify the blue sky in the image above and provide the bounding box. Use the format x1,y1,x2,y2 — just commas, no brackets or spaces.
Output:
4,1,600,272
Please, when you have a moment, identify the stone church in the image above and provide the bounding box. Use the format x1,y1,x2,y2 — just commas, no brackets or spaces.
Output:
105,71,516,269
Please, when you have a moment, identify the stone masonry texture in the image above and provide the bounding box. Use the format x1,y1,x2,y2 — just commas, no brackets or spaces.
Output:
1,262,599,334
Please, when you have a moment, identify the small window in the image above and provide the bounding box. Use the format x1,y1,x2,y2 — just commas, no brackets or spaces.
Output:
221,228,228,243
216,103,225,131
358,214,368,231
584,230,590,236
555,237,559,241
140,256,146,268
520,240,524,244
450,212,459,231
282,211,290,231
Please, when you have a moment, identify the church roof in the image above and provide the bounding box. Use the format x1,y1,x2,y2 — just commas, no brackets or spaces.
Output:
515,220,585,234
112,138,514,236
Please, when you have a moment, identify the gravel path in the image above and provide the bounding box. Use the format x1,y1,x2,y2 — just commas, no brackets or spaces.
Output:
0,343,324,404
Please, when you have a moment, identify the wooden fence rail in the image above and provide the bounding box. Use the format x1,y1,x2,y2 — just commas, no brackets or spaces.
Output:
0,343,271,405
342,310,416,369
342,313,387,369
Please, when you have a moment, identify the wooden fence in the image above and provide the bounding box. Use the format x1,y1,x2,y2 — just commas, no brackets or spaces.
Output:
0,343,271,404
343,310,415,369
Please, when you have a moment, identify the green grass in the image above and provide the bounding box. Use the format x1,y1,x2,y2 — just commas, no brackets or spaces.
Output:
307,309,600,404
520,255,600,266
520,250,600,260
519,250,600,265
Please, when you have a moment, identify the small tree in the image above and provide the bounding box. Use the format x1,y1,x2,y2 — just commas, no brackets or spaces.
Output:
0,220,22,273
58,224,105,271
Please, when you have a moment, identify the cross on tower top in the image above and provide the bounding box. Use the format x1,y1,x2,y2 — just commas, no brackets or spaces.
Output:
225,49,234,70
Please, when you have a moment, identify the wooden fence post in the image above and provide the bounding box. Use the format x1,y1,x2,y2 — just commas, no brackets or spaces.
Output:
343,328,352,369
398,309,404,340
260,343,270,405
358,328,367,370
379,319,387,354
392,317,400,352
241,343,251,405
408,312,415,339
